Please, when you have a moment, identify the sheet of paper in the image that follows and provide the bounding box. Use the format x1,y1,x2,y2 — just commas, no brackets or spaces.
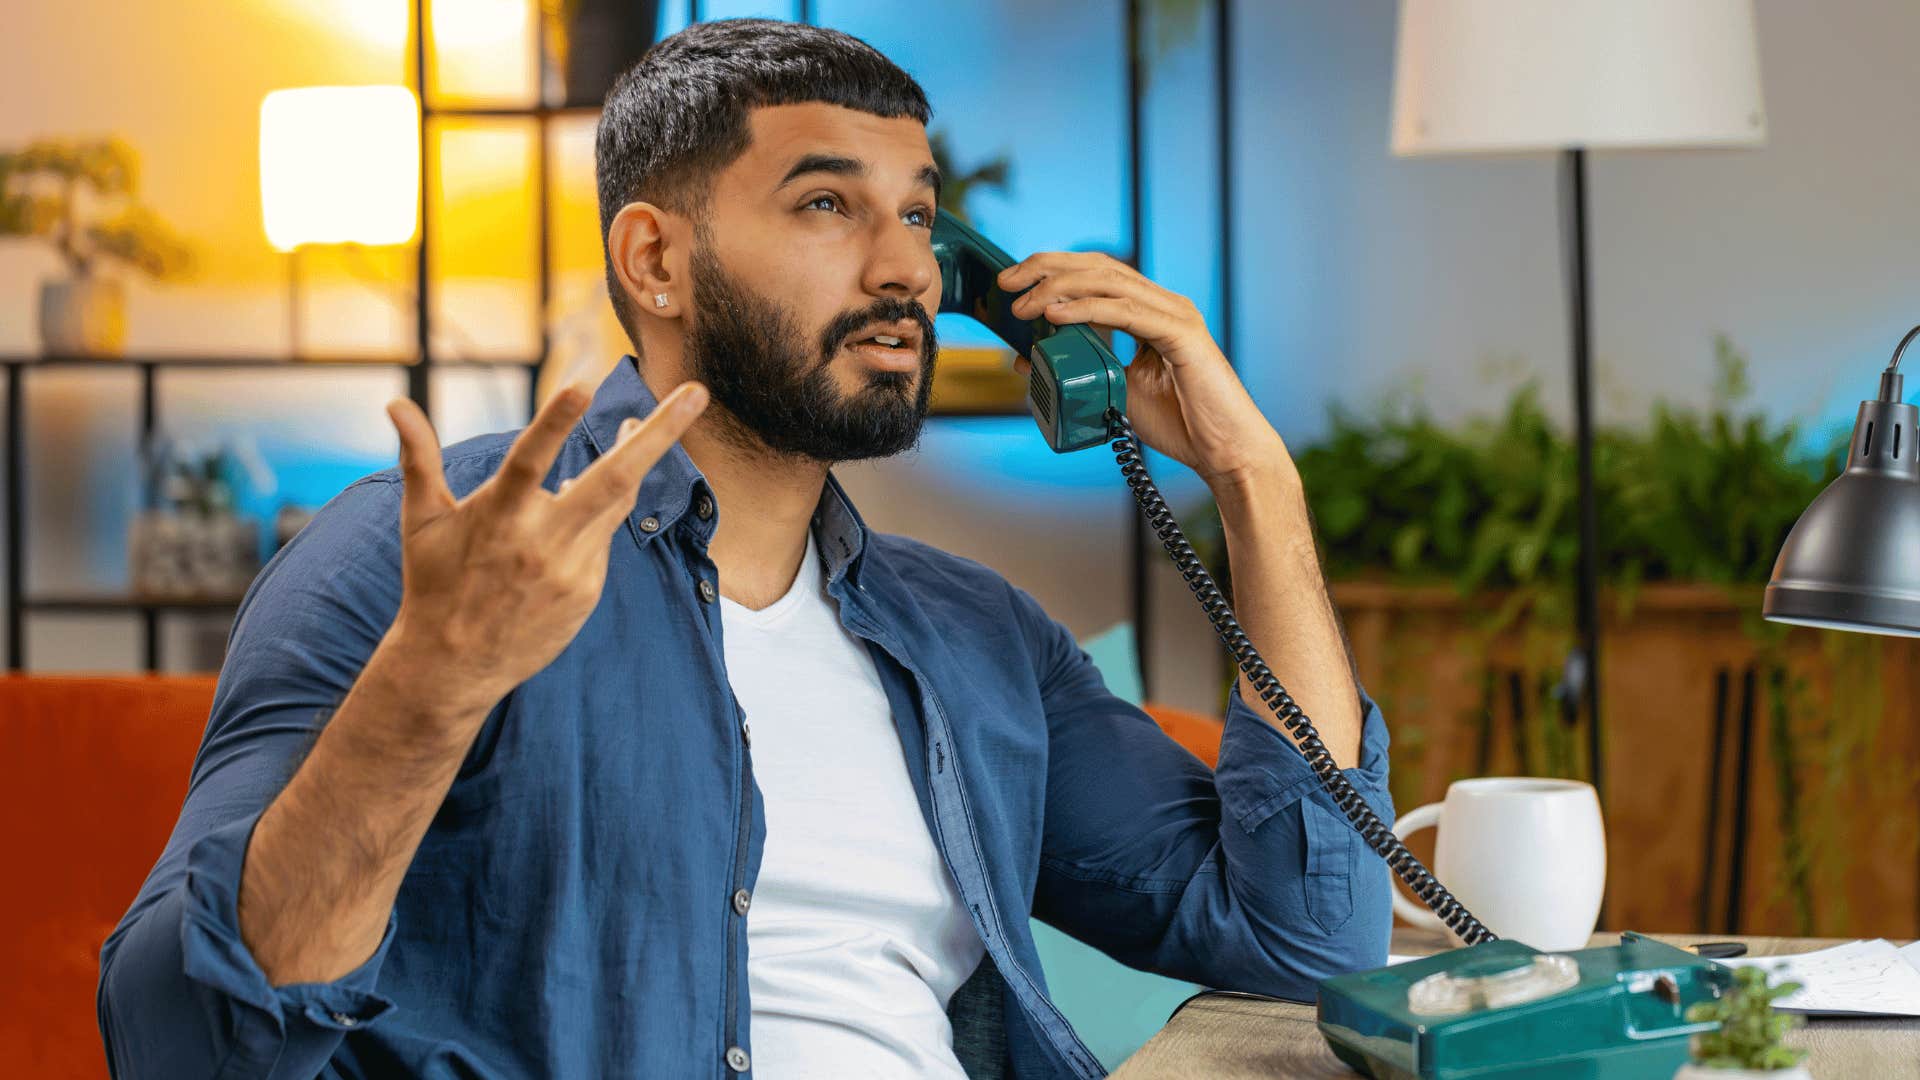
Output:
1899,939,1920,973
1718,939,1920,1017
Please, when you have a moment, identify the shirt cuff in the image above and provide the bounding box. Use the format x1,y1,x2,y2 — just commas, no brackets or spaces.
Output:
1214,680,1392,836
179,810,399,1035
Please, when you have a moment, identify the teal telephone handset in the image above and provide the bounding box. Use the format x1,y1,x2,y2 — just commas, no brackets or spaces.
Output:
930,211,1734,1079
930,212,1126,453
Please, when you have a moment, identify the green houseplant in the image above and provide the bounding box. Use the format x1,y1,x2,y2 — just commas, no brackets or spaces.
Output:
1674,965,1810,1078
0,136,194,356
1253,339,1838,599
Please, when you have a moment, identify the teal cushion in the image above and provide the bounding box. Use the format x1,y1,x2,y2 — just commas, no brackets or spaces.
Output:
1031,622,1205,1071
1077,621,1144,707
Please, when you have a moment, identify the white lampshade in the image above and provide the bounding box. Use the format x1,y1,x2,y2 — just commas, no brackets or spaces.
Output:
1391,0,1766,156
260,86,420,251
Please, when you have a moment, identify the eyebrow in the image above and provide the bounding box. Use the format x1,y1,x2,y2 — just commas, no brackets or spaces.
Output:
776,153,943,201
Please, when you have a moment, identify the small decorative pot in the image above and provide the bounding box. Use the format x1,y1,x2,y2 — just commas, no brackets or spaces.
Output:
38,276,127,357
1674,1064,1813,1080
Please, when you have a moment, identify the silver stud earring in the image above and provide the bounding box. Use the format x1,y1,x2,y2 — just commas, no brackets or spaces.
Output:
653,293,669,309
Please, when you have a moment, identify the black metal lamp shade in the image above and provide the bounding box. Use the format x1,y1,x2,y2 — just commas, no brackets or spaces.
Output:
1765,327,1920,636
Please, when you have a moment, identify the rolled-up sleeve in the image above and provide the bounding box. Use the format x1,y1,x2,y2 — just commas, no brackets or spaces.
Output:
97,477,407,1078
1023,586,1394,1002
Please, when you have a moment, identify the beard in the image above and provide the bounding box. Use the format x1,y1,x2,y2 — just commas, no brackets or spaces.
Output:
682,233,938,464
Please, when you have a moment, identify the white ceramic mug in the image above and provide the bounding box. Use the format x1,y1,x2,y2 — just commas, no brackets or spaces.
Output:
1389,777,1606,951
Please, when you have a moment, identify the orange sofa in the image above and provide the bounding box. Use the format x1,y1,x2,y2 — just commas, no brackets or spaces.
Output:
3,673,1220,1079
3,674,221,1080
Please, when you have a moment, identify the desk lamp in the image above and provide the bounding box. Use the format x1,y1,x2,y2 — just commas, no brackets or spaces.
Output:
1766,325,1920,635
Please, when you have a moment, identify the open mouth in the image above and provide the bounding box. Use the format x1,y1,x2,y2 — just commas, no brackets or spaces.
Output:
848,332,914,353
843,328,922,370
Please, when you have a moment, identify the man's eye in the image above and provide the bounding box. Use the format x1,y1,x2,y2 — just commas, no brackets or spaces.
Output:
903,207,933,228
804,194,842,213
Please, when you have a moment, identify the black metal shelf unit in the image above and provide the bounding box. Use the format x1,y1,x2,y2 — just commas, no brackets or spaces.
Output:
1,352,541,670
1,0,550,671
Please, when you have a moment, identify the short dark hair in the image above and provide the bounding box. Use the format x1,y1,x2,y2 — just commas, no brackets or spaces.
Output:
596,18,933,349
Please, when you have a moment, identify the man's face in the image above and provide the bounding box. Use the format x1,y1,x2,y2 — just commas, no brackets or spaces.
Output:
682,102,943,463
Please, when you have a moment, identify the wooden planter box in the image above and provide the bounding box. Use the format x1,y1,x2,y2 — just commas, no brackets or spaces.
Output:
1332,580,1920,939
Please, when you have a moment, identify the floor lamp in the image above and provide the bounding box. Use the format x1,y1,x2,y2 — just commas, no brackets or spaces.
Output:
1389,0,1766,801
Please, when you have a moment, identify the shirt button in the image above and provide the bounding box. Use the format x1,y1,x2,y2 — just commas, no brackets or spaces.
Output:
726,1046,751,1072
331,1012,357,1027
698,578,717,603
732,888,752,915
696,494,715,520
638,515,660,533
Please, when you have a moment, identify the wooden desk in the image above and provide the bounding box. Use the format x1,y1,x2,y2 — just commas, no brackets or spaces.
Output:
1113,929,1920,1079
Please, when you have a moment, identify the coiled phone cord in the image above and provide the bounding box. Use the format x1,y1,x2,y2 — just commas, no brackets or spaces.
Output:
1108,410,1497,947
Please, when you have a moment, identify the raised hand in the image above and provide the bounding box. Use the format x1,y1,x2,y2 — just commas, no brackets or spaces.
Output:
379,379,710,725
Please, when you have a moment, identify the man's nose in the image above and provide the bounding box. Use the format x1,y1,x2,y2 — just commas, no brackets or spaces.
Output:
861,223,935,300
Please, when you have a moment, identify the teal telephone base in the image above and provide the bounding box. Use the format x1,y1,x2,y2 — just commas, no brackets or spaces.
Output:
1317,933,1731,1080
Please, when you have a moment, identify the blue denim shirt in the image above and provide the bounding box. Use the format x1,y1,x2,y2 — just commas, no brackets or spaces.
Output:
97,355,1394,1079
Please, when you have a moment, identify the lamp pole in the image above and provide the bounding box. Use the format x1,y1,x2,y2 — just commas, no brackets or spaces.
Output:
1563,148,1604,801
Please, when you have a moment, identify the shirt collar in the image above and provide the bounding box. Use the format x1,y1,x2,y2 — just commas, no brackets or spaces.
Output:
814,469,872,588
582,355,871,586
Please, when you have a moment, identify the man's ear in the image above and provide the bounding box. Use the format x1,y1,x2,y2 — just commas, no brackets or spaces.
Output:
608,201,685,319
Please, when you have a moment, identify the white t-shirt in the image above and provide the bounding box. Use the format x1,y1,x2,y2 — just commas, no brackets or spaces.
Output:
720,527,987,1080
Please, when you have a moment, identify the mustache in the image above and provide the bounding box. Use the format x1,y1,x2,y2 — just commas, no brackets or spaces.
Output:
818,297,938,362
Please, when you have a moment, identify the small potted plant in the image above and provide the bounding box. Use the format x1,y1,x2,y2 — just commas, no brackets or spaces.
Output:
1675,965,1811,1079
0,136,194,357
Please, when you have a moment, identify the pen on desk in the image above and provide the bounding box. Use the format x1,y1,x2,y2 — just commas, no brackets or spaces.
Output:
1690,942,1749,959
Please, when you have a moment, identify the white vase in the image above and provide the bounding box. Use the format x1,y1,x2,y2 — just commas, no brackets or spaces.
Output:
1673,1064,1812,1080
38,276,127,357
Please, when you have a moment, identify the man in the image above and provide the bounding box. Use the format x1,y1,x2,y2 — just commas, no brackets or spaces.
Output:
98,18,1392,1079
